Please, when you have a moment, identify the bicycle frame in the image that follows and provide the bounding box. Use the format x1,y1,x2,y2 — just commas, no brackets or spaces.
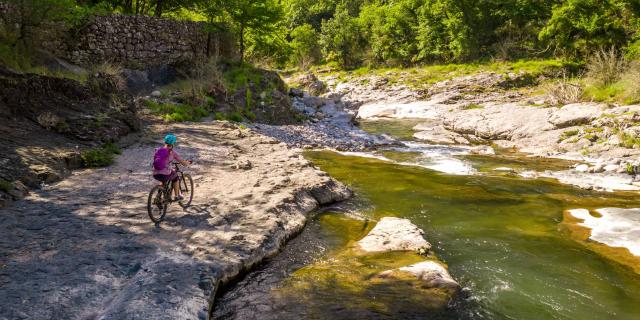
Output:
159,163,185,201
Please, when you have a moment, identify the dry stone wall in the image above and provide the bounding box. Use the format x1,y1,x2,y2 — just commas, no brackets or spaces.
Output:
43,14,235,68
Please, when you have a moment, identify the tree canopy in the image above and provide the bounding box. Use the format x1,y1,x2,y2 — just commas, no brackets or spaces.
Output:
3,0,640,68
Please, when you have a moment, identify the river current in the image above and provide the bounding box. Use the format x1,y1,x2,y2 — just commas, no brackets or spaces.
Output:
213,120,640,320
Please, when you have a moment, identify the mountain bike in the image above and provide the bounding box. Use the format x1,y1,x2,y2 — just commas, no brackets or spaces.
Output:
147,162,194,223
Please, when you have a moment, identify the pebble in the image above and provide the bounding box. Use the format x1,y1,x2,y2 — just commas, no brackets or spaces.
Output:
575,164,589,172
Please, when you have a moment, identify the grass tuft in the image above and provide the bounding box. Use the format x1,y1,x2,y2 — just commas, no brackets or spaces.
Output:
0,179,13,193
143,100,208,122
461,104,484,110
81,143,122,168
559,129,580,142
619,132,640,149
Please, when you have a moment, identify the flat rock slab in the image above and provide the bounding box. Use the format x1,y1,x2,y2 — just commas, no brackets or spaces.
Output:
548,103,607,128
568,208,640,256
357,217,431,253
541,170,640,192
413,125,470,145
0,121,351,320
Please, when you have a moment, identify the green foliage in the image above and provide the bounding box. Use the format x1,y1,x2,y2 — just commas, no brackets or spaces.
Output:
102,142,122,155
462,104,484,110
81,143,122,168
213,111,244,122
221,0,283,62
290,24,321,67
358,1,420,65
143,99,208,122
581,50,640,104
0,179,13,193
222,63,263,91
227,112,244,122
559,129,580,142
243,109,256,121
619,132,640,148
319,5,364,67
0,0,76,69
279,0,640,66
540,0,639,58
312,59,570,89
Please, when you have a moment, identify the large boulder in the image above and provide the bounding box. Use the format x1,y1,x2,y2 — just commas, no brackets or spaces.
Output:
548,103,607,128
357,100,445,119
357,217,431,253
444,103,554,140
293,72,326,96
413,124,470,145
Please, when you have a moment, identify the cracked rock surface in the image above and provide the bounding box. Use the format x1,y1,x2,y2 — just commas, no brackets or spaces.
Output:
0,121,351,320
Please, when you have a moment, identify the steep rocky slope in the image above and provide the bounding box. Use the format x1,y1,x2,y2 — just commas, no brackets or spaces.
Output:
0,68,140,206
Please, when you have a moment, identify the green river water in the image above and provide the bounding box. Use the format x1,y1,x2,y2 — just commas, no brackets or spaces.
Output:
215,120,640,320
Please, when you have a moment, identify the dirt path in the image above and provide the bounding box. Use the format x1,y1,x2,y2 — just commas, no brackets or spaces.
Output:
0,121,350,320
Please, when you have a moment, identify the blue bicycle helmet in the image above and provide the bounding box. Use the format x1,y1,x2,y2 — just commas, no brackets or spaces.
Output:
164,134,177,145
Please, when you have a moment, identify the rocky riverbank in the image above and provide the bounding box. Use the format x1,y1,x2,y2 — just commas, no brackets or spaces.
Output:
0,121,351,319
285,70,640,191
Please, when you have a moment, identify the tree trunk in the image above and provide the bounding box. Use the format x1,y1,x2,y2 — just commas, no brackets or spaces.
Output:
155,0,163,17
239,25,245,62
206,17,213,57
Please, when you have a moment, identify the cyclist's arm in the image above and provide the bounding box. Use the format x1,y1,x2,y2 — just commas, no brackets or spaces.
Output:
172,151,191,167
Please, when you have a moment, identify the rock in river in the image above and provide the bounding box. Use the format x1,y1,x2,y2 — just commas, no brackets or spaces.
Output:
377,260,460,294
568,208,640,256
357,217,431,253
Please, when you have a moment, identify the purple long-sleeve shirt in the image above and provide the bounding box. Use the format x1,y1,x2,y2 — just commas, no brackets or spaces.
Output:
152,147,182,176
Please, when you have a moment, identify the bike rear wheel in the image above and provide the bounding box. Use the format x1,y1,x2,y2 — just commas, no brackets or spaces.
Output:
179,173,194,208
147,185,169,223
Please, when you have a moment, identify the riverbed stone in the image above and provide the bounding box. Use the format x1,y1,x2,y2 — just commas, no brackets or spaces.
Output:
357,217,431,253
378,261,460,293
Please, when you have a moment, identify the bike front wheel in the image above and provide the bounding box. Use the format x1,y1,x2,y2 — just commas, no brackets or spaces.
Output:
147,185,169,223
179,173,194,208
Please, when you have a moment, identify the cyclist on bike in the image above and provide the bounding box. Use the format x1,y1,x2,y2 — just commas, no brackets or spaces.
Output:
152,134,191,201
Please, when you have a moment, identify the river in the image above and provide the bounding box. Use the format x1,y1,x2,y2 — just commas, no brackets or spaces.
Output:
213,120,640,320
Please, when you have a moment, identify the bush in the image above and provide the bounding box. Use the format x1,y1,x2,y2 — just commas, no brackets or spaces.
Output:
544,77,583,105
143,100,208,122
227,112,244,122
320,5,364,67
582,54,640,104
223,63,263,91
243,109,257,121
81,143,122,168
559,129,580,142
585,47,627,87
213,111,245,122
290,24,321,67
619,132,640,149
461,104,484,110
102,142,122,155
0,179,13,193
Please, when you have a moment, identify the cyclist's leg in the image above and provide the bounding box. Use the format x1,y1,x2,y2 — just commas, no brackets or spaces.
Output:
170,171,181,199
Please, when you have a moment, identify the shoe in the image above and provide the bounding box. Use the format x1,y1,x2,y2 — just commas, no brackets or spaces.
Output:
174,195,184,201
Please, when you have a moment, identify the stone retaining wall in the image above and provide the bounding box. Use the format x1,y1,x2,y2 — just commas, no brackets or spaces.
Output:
43,14,235,68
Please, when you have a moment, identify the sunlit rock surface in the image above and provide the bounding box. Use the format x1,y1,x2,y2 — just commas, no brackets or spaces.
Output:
568,208,640,256
358,217,431,253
